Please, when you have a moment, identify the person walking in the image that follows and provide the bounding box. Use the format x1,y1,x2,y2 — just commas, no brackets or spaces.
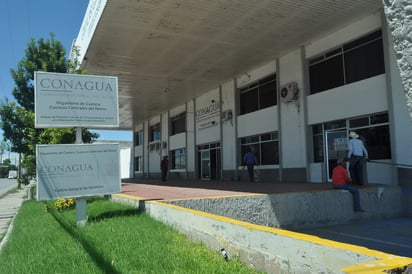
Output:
160,155,169,181
332,158,365,212
243,148,258,182
347,131,368,185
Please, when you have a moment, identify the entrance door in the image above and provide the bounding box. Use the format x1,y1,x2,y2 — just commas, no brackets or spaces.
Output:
200,150,210,180
325,130,348,181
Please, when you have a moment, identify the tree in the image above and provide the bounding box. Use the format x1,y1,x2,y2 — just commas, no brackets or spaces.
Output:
0,34,99,177
10,34,68,112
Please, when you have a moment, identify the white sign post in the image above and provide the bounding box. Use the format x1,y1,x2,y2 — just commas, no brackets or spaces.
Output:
34,72,120,226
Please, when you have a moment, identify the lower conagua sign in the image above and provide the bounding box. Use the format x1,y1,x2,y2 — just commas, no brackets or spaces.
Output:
36,143,121,201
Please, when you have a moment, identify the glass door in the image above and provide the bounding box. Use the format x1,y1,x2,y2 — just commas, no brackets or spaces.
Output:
325,130,348,181
200,150,210,180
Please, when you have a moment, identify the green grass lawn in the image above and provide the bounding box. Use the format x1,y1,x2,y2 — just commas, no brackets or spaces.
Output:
0,197,263,274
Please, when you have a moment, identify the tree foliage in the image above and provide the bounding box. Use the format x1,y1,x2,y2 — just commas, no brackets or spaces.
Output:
0,100,35,154
0,34,99,176
10,34,67,112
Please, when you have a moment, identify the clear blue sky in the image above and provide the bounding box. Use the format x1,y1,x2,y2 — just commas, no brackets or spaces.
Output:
0,0,132,144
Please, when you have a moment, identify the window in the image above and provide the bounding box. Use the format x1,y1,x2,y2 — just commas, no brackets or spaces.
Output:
134,156,142,172
171,112,186,135
312,124,324,162
240,132,279,165
135,131,143,146
239,73,277,115
311,112,391,162
171,148,186,169
349,113,390,160
309,29,385,94
149,124,160,142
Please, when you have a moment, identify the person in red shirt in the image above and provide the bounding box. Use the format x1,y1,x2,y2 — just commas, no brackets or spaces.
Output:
332,158,365,212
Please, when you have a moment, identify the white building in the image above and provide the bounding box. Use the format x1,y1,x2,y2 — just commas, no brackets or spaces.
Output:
72,1,412,186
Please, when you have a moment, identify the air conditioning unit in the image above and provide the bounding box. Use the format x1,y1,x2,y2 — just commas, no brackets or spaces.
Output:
280,82,299,103
221,110,233,121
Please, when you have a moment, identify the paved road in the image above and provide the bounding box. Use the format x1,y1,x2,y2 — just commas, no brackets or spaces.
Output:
0,178,18,197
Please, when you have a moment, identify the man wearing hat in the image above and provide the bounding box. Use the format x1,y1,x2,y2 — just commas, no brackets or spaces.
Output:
347,131,368,185
332,158,365,212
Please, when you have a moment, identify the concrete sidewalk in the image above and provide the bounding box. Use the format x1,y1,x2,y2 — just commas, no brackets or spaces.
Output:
0,185,29,252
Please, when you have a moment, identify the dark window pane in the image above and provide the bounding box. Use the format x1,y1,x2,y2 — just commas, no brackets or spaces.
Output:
135,131,143,146
240,88,259,114
312,124,322,135
344,39,385,84
309,55,324,65
309,55,344,94
324,120,345,130
313,135,324,162
150,124,160,141
259,81,277,109
241,136,259,144
355,125,391,160
261,134,271,141
370,113,389,124
171,112,186,135
135,156,142,171
349,117,369,128
325,47,342,58
261,141,278,164
343,29,382,51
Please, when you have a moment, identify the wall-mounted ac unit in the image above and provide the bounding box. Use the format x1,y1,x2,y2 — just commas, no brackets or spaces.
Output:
280,82,299,103
221,110,233,121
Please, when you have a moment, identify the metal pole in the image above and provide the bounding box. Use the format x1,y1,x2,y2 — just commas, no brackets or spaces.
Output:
75,128,87,226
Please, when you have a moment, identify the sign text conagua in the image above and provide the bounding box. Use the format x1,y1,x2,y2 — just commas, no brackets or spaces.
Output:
34,71,119,128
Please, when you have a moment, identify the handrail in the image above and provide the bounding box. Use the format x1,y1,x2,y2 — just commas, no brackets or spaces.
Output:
368,160,412,169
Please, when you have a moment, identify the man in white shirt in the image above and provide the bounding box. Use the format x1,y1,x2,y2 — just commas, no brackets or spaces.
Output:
347,131,369,185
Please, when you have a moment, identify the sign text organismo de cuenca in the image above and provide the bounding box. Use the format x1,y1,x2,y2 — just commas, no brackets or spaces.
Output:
34,71,119,128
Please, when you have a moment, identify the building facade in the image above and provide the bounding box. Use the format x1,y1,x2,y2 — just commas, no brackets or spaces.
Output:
130,12,411,185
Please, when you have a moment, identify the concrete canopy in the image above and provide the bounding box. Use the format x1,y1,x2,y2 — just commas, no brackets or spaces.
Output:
77,0,383,129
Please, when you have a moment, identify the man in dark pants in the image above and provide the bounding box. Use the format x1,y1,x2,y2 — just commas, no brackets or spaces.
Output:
160,155,169,181
243,148,258,182
347,131,368,185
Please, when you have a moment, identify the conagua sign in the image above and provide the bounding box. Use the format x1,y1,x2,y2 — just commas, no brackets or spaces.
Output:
34,71,119,128
36,143,121,200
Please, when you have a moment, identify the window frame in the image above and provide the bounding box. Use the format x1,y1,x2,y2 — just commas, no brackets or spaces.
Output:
239,73,277,115
171,148,186,169
240,132,279,165
149,124,160,142
308,29,385,94
171,112,186,136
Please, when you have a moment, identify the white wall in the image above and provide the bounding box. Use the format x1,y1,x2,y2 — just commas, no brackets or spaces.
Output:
386,30,412,166
186,100,196,173
221,80,237,170
237,106,277,137
307,75,388,125
195,88,220,145
279,49,306,168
